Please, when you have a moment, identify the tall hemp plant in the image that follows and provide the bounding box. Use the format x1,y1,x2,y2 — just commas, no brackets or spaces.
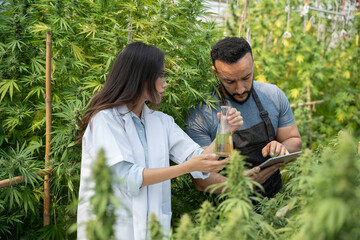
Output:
0,0,222,238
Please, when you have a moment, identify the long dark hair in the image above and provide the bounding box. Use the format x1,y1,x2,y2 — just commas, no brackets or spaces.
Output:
79,42,165,140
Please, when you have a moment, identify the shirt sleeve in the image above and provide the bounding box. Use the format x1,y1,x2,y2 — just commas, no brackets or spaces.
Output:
112,161,144,196
185,107,214,147
83,111,143,196
185,148,210,179
84,111,134,166
277,87,296,128
165,115,209,179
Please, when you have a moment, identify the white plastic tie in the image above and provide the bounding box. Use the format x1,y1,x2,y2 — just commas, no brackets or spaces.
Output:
283,31,292,39
301,5,309,16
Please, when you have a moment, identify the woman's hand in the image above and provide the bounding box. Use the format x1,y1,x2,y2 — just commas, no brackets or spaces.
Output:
185,154,229,173
217,107,243,132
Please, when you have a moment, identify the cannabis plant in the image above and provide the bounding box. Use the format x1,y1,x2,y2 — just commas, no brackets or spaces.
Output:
279,131,360,240
85,148,118,240
0,0,222,237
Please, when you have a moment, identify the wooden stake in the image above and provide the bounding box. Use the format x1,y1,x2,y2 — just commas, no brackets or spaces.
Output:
290,100,325,108
0,168,53,189
44,31,52,226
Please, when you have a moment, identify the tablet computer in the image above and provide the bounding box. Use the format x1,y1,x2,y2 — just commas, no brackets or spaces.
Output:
258,151,302,169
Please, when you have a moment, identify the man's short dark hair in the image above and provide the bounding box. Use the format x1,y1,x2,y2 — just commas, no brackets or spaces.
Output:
211,37,252,66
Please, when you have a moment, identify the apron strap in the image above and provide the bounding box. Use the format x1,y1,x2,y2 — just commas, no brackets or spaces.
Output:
251,88,276,141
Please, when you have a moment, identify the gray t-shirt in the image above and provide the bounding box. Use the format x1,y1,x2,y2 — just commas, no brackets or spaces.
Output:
185,81,295,147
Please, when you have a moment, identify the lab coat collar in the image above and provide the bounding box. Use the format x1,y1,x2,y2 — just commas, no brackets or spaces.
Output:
117,104,152,118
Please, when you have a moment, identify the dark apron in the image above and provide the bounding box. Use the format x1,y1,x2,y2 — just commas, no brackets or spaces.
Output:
220,86,282,198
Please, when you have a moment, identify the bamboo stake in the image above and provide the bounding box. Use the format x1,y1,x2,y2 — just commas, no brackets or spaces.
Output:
0,168,53,189
290,100,325,108
0,176,24,189
44,31,52,226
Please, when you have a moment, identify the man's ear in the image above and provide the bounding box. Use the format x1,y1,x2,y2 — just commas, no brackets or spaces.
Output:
211,66,216,74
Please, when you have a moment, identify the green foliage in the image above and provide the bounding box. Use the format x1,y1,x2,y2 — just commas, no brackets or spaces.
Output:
0,144,44,239
170,173,217,227
280,131,360,240
171,151,278,240
1,0,359,238
172,214,194,240
149,213,165,240
0,0,221,237
197,201,216,239
225,0,359,149
85,148,117,240
170,131,360,240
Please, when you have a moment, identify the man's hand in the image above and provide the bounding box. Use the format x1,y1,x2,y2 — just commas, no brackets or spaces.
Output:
262,140,289,157
246,163,283,184
217,107,243,132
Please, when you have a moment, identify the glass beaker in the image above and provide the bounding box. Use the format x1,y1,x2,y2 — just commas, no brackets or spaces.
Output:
214,106,233,159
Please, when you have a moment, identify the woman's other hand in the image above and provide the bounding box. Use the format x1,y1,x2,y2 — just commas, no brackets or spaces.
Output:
185,154,229,173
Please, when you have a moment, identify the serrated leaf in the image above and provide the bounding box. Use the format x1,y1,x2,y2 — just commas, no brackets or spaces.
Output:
256,74,267,83
290,88,300,99
296,55,304,64
283,39,289,47
70,43,85,61
343,70,350,79
336,111,345,123
0,79,20,102
31,24,49,33
275,19,282,27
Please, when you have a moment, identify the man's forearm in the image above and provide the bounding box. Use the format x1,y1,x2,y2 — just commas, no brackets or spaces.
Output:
281,136,302,153
192,172,227,194
202,140,215,154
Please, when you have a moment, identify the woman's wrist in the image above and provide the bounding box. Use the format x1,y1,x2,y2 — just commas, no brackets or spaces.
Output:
181,159,193,174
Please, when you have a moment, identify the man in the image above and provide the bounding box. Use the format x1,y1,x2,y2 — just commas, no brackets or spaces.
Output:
186,37,302,197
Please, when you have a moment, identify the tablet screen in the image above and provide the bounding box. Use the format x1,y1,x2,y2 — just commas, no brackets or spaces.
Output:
258,151,302,169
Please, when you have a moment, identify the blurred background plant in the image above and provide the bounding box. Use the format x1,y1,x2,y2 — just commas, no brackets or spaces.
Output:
225,0,359,149
84,148,117,240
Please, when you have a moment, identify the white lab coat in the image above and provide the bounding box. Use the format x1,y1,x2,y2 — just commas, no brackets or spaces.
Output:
77,104,205,240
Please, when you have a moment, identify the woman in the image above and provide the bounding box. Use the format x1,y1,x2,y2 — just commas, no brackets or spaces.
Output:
77,42,242,240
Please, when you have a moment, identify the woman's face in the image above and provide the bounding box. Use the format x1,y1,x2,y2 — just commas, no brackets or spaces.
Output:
144,65,168,104
155,69,168,99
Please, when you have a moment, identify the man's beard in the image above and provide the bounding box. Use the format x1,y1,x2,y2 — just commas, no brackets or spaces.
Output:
220,80,253,104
